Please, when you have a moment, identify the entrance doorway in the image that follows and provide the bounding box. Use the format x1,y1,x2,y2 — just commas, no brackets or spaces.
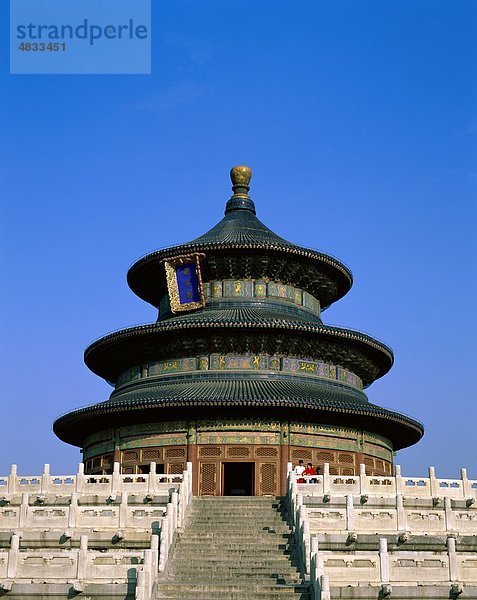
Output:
222,462,254,496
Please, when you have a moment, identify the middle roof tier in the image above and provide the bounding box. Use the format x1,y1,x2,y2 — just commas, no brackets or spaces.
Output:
84,308,393,387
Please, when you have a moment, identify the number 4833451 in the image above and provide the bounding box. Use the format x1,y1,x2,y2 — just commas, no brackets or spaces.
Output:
18,42,66,52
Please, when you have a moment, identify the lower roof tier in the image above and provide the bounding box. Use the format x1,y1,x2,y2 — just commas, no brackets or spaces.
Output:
53,375,423,450
84,311,393,387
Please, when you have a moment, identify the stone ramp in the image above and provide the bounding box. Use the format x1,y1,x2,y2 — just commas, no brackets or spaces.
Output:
155,496,311,600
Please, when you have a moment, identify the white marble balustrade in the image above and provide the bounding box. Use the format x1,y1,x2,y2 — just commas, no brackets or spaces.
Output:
287,463,477,600
0,462,193,600
0,461,184,495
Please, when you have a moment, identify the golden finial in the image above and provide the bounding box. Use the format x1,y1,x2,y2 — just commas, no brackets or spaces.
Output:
230,165,252,189
225,165,255,214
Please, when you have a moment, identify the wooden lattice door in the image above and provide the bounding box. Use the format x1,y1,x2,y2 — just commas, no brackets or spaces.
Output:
199,462,217,495
259,462,278,496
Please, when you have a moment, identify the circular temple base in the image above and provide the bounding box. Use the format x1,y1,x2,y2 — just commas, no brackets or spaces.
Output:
83,418,393,496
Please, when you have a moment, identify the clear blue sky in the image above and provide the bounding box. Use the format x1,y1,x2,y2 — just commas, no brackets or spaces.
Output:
1,1,476,477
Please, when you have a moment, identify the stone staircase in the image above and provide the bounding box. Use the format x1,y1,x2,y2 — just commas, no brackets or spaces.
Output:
155,496,311,600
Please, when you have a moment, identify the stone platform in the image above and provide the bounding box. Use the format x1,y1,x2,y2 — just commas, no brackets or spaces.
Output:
289,464,477,599
0,462,476,599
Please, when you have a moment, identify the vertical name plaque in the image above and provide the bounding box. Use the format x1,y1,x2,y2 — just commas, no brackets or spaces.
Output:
164,253,206,313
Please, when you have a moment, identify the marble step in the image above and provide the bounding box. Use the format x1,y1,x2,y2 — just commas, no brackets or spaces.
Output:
187,516,289,523
170,552,299,562
179,530,292,538
189,511,284,523
187,521,288,524
170,573,301,580
156,591,310,598
187,508,284,513
174,554,296,561
172,547,298,556
155,583,311,597
171,565,300,573
174,548,295,557
183,528,291,534
192,497,281,502
170,565,300,574
158,496,306,598
186,523,289,528
177,537,293,544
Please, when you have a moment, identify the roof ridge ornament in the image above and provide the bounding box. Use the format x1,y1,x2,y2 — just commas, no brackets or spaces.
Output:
225,165,256,215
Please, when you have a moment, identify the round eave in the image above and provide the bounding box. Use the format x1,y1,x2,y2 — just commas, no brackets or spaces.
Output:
53,392,423,451
126,242,353,311
84,319,393,386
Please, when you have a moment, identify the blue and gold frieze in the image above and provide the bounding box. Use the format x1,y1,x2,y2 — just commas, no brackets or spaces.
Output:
290,423,360,439
221,279,254,298
199,356,209,370
290,434,358,452
363,431,393,449
120,421,189,437
117,353,364,391
197,433,279,445
83,441,115,460
149,357,197,376
83,423,190,458
161,279,320,317
254,281,267,297
82,421,280,448
209,353,268,370
197,418,280,432
362,443,392,461
120,434,187,449
210,281,223,298
289,423,393,453
337,367,361,389
283,357,318,374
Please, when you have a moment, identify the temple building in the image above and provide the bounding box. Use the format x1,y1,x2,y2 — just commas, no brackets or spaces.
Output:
1,167,475,599
54,166,423,497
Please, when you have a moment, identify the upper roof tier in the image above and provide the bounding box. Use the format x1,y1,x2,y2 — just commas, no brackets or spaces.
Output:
127,166,353,311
